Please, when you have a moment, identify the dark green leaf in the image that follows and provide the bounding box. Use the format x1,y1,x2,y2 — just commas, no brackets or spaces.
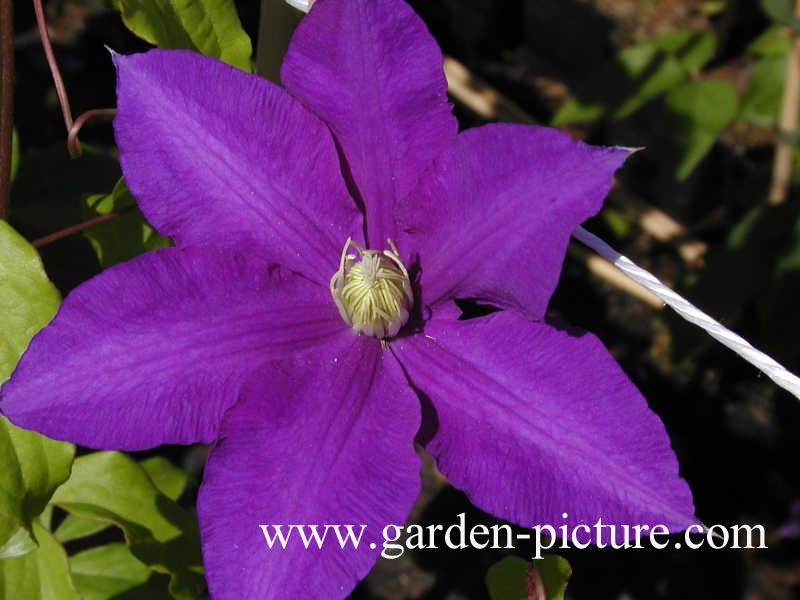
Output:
0,520,82,599
108,0,252,71
665,79,739,179
761,0,800,32
51,452,204,600
82,178,170,268
0,222,73,559
70,543,171,600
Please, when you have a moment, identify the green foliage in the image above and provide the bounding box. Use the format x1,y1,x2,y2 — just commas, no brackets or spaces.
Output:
70,543,171,600
740,27,791,127
51,452,205,600
11,145,121,236
106,0,253,71
486,555,571,600
553,30,716,125
83,178,171,268
761,0,800,32
665,79,739,179
10,129,18,183
0,521,82,600
0,222,74,559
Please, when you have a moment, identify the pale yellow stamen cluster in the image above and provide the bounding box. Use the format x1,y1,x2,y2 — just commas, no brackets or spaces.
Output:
330,238,413,339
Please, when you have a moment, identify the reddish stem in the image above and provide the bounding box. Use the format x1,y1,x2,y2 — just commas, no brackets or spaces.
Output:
68,108,117,157
33,0,73,131
0,0,13,220
31,204,136,248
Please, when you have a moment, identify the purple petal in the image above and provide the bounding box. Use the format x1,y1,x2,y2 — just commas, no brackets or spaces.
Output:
0,247,347,450
397,124,631,320
198,335,420,599
391,310,697,534
281,0,457,245
114,49,361,284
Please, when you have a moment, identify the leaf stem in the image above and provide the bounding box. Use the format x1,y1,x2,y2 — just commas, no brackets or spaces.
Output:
31,205,136,249
0,0,13,221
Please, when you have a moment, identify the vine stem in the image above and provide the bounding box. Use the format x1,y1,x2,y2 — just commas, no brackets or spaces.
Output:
67,108,117,157
573,226,800,400
0,0,13,220
31,204,135,248
33,0,72,131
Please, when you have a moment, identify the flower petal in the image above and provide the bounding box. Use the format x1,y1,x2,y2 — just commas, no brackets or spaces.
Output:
281,0,458,245
397,124,631,320
114,49,360,284
391,310,697,534
198,336,420,599
0,247,347,450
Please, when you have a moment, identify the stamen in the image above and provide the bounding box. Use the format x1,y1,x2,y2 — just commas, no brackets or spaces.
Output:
330,238,413,339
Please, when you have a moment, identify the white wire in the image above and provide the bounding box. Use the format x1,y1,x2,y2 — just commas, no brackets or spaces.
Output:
573,226,800,400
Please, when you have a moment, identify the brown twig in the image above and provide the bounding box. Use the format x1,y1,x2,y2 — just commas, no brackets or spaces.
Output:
31,204,136,248
33,0,73,131
768,0,800,205
67,108,117,157
0,0,13,220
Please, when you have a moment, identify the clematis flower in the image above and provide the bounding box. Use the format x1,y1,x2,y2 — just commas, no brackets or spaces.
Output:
0,0,697,597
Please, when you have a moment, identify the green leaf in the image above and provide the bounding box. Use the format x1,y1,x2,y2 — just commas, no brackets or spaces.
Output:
747,25,792,56
51,452,204,600
82,178,170,268
651,29,717,74
741,53,787,127
486,556,528,600
54,514,109,544
486,555,571,600
665,79,739,179
0,222,73,559
55,456,187,544
553,30,716,125
70,543,170,600
761,0,800,33
140,457,189,502
0,520,82,600
109,0,252,71
535,555,572,600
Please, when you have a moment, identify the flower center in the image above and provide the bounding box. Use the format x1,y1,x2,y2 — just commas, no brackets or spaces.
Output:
330,238,413,339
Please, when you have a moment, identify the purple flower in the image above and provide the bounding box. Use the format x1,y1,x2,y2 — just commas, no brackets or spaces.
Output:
0,0,697,597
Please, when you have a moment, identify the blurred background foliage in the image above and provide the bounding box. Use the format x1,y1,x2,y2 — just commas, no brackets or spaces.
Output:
1,0,800,598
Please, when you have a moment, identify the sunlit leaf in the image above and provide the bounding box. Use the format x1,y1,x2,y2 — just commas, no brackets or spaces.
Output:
665,79,738,179
0,222,73,559
0,520,82,599
106,0,252,71
553,30,716,125
51,452,205,600
83,178,171,268
70,543,171,600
